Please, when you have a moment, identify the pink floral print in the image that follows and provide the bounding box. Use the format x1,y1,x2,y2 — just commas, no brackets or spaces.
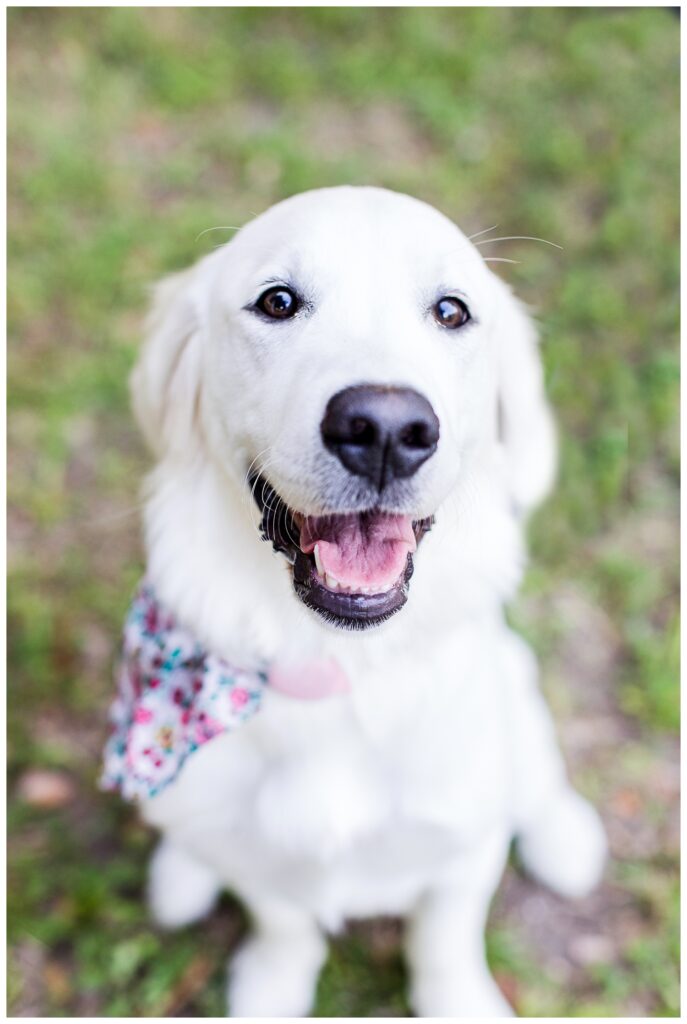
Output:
101,583,265,801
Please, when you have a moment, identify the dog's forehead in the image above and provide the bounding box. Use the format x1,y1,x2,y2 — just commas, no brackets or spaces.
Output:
244,187,460,238
224,187,480,286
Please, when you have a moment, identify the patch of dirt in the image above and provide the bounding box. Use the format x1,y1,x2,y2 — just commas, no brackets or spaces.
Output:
9,939,48,1017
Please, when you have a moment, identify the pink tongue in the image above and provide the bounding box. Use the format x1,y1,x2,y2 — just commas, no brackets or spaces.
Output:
300,513,416,591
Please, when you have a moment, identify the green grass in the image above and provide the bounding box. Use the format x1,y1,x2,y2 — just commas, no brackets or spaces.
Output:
8,7,679,1016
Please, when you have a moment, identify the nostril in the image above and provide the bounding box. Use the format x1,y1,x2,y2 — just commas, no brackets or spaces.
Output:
399,421,434,450
349,417,376,445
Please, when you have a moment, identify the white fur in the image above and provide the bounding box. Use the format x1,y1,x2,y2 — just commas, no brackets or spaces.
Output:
130,187,606,1016
148,838,220,929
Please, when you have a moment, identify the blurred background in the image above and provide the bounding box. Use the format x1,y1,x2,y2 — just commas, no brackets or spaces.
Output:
7,7,679,1017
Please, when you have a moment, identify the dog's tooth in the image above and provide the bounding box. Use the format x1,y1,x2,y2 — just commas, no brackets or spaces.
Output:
314,543,324,577
325,573,339,590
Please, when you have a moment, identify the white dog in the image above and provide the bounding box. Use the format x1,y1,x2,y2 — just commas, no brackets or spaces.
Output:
121,186,606,1017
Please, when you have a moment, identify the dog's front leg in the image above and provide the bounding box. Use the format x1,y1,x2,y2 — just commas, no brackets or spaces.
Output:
227,892,326,1018
405,828,513,1018
148,838,222,929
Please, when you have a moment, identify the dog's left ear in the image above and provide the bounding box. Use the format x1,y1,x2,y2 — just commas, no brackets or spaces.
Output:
130,266,204,460
489,274,558,515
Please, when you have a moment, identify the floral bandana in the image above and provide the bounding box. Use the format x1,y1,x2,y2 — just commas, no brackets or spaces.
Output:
101,583,266,801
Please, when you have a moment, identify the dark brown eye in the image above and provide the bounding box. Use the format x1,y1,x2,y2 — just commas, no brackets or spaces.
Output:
433,296,471,329
256,287,298,320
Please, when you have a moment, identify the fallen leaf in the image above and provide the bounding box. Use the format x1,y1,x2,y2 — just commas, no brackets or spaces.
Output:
15,770,76,809
610,787,643,818
44,960,72,1003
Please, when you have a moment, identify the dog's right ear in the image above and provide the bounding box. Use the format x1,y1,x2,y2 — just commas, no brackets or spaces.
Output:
489,274,558,516
130,267,204,459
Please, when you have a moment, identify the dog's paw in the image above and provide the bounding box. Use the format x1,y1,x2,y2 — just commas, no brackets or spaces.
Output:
148,840,221,929
517,787,607,899
227,931,326,1017
410,969,514,1018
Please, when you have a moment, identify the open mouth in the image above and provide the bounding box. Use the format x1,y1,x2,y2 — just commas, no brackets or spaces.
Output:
250,474,433,630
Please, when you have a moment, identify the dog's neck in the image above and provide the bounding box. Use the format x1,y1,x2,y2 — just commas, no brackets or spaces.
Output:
141,443,524,675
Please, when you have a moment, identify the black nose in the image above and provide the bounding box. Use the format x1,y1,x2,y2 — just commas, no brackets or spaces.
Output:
321,385,440,491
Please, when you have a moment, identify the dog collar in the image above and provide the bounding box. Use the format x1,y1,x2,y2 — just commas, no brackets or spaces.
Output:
101,582,349,801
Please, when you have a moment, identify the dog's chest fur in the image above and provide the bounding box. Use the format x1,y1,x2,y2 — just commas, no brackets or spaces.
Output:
143,617,513,921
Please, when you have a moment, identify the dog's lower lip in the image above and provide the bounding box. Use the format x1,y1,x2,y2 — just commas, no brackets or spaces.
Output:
293,549,413,629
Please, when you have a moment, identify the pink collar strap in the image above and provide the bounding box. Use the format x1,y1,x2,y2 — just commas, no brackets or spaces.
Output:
101,582,349,802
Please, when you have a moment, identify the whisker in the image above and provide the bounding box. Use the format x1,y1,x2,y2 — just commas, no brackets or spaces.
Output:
241,449,277,530
243,454,270,510
468,223,499,241
260,481,301,553
249,461,274,512
474,235,563,250
278,508,300,551
242,452,302,553
195,225,242,242
482,257,521,265
244,447,274,490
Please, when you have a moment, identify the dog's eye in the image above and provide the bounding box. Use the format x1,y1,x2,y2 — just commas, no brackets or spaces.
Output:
256,287,299,320
433,296,471,329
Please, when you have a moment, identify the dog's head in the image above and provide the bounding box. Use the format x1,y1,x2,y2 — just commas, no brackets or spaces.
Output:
132,187,555,630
